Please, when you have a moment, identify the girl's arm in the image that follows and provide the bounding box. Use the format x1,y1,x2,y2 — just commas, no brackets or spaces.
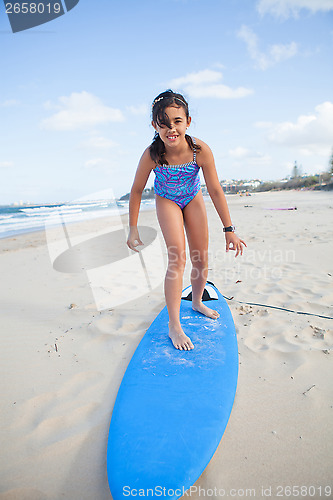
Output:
127,148,155,252
197,139,247,257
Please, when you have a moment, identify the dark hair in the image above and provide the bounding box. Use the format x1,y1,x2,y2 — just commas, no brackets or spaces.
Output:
149,89,200,165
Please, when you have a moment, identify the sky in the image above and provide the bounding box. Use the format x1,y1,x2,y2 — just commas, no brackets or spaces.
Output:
1,0,333,204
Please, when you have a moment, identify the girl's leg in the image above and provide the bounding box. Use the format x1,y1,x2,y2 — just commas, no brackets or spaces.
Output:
183,191,219,319
155,195,194,350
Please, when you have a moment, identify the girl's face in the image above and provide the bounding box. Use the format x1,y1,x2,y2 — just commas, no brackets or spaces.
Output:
152,106,191,148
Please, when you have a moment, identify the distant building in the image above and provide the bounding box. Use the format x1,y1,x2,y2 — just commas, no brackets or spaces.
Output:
219,179,262,193
241,180,262,190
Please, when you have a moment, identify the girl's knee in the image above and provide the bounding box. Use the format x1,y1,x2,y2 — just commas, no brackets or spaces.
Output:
190,249,208,268
167,246,186,271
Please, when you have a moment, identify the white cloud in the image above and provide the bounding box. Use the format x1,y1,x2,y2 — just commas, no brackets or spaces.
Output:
237,25,298,70
84,158,108,169
229,147,272,165
264,101,333,156
270,42,298,62
171,69,221,87
0,161,14,168
257,0,333,18
169,69,253,99
83,135,117,149
229,147,250,159
0,99,20,107
41,91,125,131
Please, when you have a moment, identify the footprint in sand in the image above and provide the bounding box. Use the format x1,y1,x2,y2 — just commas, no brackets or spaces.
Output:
243,319,332,354
11,371,104,450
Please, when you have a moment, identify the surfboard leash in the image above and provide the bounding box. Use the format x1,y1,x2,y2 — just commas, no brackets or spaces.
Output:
222,295,333,321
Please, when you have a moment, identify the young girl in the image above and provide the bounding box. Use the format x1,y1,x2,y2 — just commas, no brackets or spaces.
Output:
127,90,246,351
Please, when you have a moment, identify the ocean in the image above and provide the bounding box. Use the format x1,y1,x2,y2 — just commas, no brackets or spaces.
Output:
0,198,156,239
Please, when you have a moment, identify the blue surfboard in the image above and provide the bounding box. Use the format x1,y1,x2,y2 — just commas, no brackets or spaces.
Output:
107,282,238,499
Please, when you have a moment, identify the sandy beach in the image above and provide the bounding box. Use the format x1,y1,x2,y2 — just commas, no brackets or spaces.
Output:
0,189,332,500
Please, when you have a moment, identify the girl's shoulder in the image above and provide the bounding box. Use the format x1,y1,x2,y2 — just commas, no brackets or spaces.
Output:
192,137,214,164
192,137,208,148
139,146,157,170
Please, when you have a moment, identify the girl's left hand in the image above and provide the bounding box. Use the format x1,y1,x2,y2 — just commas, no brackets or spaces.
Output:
225,232,247,257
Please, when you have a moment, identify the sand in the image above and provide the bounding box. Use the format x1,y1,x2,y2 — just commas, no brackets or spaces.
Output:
0,190,332,500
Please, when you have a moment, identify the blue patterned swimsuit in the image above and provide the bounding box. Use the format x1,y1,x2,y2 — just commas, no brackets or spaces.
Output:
153,138,201,210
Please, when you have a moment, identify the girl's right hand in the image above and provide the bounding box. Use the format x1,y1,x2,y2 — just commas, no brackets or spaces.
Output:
126,226,144,253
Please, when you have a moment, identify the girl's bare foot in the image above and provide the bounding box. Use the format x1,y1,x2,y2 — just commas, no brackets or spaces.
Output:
169,322,194,350
192,301,220,319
